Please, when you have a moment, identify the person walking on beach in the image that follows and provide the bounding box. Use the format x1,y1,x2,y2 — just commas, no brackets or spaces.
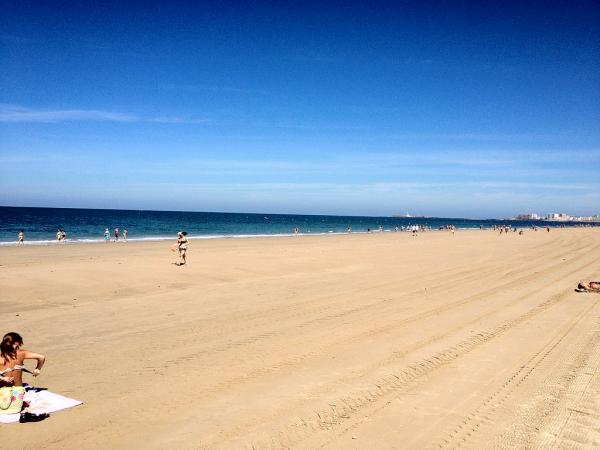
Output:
114,227,119,241
104,228,110,242
123,228,128,241
17,230,25,246
172,231,188,266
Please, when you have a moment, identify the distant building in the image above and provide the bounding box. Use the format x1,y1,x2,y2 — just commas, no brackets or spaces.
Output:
516,212,599,223
546,213,572,221
573,215,600,222
515,213,540,220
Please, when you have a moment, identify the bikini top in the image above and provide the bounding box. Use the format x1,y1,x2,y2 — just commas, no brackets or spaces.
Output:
0,365,33,375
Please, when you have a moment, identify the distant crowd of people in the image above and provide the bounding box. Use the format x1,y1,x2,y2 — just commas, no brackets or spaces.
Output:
14,227,129,245
103,227,127,242
14,221,597,247
284,223,576,237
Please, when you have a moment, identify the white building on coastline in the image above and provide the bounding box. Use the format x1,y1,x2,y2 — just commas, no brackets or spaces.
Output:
515,213,600,222
515,213,540,220
546,213,571,221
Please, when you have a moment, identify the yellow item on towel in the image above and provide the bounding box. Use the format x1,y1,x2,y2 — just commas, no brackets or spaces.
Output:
0,386,25,415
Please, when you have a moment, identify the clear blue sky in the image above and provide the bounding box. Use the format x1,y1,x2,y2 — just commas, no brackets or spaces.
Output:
1,1,599,218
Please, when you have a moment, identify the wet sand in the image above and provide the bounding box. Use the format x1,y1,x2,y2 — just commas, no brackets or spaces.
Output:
1,228,599,449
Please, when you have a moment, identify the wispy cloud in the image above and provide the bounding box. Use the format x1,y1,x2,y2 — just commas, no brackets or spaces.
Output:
149,116,210,124
0,104,209,124
2,150,597,182
0,104,137,123
382,132,561,142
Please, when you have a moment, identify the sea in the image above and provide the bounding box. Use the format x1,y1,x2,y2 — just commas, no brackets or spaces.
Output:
0,206,594,245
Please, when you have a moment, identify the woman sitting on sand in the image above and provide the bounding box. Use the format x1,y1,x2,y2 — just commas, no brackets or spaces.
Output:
0,332,46,387
575,281,600,293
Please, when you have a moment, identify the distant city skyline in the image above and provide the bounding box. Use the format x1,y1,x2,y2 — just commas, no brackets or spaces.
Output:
1,2,599,218
514,212,600,222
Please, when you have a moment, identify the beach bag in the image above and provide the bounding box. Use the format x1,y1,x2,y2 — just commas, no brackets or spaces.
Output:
0,386,26,415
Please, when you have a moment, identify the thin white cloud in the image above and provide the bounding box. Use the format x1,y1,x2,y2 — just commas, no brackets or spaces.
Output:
0,104,208,124
150,116,210,124
90,179,597,195
0,105,137,123
382,132,561,142
2,151,598,183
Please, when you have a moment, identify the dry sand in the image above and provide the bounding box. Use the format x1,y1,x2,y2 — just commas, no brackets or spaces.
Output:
1,228,599,449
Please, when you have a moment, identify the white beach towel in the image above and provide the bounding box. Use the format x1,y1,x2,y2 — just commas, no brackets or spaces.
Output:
0,388,82,424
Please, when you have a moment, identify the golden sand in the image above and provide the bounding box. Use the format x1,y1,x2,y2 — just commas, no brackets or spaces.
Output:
1,228,599,448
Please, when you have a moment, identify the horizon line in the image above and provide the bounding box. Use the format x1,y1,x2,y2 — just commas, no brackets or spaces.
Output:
1,204,598,222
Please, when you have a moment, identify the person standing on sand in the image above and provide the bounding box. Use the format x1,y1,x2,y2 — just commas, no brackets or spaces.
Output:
104,228,110,242
114,227,119,241
0,332,45,388
123,228,127,241
17,230,25,246
172,231,188,266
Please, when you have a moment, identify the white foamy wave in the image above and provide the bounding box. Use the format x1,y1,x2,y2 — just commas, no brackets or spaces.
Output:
0,229,428,246
0,231,351,246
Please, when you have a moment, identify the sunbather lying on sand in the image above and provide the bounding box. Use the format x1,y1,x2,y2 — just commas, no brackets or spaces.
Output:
0,332,45,386
575,281,600,293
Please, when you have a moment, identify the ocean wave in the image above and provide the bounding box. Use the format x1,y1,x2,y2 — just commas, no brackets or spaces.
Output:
0,231,376,246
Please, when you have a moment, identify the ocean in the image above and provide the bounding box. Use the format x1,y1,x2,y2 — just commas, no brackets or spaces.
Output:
0,206,593,245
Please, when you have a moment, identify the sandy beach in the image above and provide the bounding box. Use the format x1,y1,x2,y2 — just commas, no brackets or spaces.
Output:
1,228,599,449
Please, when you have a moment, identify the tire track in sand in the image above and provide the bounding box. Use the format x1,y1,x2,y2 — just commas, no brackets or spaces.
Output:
153,239,598,382
142,232,591,375
436,297,599,449
225,287,577,449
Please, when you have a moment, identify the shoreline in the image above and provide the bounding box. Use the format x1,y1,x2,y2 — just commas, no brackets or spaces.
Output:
2,224,598,247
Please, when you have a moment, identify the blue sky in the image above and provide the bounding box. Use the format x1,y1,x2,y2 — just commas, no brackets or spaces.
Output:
1,1,599,218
